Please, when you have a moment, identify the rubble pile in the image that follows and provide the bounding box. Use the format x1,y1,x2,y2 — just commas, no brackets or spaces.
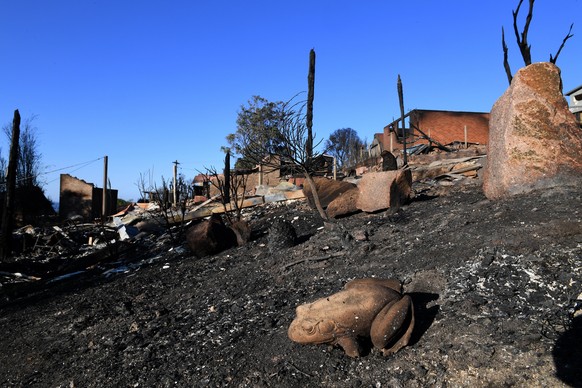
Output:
0,205,187,304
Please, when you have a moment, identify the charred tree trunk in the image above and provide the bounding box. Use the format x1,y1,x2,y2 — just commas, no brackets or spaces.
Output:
502,0,572,84
1,110,21,262
502,27,513,85
397,75,407,165
513,0,533,66
303,171,328,222
224,151,231,205
306,49,315,166
304,49,327,221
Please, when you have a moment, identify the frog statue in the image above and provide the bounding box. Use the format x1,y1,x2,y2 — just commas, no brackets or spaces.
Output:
288,278,415,357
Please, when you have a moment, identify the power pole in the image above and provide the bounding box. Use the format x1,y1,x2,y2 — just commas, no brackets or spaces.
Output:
172,160,180,206
102,156,108,222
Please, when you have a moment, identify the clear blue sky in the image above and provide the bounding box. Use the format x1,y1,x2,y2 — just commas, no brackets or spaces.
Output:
1,1,580,202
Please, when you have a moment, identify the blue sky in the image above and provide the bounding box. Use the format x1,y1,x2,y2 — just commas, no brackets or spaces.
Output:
1,1,580,202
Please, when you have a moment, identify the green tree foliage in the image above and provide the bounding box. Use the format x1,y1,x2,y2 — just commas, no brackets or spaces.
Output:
324,128,365,169
233,96,328,220
226,95,290,169
226,50,328,221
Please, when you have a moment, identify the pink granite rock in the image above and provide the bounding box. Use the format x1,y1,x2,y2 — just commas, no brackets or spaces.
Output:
483,62,582,199
302,177,357,209
327,187,360,218
356,170,412,213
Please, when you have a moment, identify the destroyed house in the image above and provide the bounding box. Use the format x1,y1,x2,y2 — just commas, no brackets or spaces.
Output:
193,169,258,199
369,133,384,158
59,174,118,220
565,84,582,126
382,109,490,152
257,154,334,180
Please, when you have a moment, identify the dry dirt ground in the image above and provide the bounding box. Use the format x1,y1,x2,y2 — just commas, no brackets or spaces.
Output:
0,178,581,387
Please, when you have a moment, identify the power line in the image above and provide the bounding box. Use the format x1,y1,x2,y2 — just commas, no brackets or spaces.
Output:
1,157,103,187
41,157,103,176
33,157,103,185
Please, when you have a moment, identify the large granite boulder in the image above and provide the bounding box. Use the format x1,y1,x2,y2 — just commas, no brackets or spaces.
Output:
356,170,412,213
483,62,582,199
327,187,360,218
302,177,357,209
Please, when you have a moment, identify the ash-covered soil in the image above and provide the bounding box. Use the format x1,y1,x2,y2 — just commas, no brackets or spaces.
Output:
1,180,581,387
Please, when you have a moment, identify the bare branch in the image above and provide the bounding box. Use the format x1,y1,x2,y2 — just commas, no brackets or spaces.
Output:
550,23,574,64
502,27,513,85
201,162,251,224
512,0,533,66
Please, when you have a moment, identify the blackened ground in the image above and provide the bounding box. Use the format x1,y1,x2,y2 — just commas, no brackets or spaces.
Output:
0,179,581,387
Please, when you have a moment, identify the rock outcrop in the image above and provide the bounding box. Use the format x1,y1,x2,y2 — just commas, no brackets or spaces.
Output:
483,62,582,199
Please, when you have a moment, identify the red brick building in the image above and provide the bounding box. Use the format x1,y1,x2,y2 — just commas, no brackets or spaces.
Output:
382,109,490,151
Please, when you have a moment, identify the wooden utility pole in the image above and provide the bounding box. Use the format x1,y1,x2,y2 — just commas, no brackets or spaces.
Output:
1,110,21,261
102,155,108,222
172,160,180,206
397,74,407,165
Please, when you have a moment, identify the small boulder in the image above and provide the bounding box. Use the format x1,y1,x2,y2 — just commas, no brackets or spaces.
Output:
185,214,237,257
483,62,582,199
356,169,412,213
229,219,251,246
352,229,369,242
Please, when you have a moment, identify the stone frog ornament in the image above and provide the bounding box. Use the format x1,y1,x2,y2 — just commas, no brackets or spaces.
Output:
288,278,414,357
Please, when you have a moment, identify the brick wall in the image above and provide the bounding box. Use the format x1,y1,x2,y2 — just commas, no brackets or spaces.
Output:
59,174,118,220
59,174,94,219
412,110,490,145
382,110,490,151
381,128,398,152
